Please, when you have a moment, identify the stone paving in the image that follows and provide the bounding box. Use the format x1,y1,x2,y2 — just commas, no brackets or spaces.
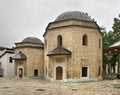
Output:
0,77,120,95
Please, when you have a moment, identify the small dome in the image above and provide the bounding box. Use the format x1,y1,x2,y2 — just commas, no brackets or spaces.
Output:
22,37,43,44
55,11,93,22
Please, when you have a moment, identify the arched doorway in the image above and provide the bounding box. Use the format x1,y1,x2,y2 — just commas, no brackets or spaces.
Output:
56,66,63,80
19,68,23,78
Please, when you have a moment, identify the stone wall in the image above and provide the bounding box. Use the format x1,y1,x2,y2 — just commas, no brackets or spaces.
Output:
15,43,44,78
44,19,102,81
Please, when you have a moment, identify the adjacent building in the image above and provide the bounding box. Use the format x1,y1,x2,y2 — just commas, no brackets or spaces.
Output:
0,47,14,77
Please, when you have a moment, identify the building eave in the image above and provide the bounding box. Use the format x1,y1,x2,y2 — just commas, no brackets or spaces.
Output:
12,51,27,60
47,46,72,56
0,51,14,58
43,19,102,37
107,46,120,52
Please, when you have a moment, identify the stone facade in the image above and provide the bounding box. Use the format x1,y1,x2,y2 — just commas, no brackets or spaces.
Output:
44,13,102,81
14,41,44,78
14,11,102,81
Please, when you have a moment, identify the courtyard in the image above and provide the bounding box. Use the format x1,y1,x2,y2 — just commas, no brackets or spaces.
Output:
0,78,120,95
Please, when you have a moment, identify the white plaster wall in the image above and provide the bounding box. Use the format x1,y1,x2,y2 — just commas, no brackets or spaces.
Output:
1,53,14,77
1,55,7,77
6,53,15,77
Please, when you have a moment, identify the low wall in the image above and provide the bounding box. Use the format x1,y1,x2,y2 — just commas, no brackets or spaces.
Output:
0,68,3,77
103,73,120,79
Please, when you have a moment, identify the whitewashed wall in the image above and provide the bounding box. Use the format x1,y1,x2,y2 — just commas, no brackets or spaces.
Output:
0,49,14,77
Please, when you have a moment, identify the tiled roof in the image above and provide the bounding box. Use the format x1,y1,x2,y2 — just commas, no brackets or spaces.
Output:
109,40,120,47
12,51,27,60
107,40,120,52
47,46,72,56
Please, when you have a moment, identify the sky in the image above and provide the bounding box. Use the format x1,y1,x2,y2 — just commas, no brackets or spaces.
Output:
0,0,120,47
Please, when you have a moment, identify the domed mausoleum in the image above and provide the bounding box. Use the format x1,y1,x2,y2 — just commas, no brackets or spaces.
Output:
13,37,44,78
13,11,102,81
44,11,102,81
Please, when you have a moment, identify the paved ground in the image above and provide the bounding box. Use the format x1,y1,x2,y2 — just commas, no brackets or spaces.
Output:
0,78,120,95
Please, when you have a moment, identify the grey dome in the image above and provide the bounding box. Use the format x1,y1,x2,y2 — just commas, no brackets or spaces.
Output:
55,11,93,22
22,37,43,44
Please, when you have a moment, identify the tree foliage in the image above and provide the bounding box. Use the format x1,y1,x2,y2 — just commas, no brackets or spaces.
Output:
112,15,120,42
102,15,120,73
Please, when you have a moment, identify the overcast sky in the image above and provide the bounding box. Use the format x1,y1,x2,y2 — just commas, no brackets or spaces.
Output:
0,0,120,47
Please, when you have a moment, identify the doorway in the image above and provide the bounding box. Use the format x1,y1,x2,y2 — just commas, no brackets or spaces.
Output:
34,69,38,76
19,68,23,78
56,66,63,80
82,67,88,77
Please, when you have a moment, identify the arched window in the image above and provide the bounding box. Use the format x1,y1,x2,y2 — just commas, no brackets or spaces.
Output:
57,35,62,46
99,39,101,49
82,35,88,46
45,39,47,49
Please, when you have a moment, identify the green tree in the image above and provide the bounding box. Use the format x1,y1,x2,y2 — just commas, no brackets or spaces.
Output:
112,15,120,42
111,15,120,73
101,27,111,73
102,15,120,74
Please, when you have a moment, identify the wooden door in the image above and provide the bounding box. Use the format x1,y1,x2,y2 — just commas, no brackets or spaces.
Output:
56,67,63,80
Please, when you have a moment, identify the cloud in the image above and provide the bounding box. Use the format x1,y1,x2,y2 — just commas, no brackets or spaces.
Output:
0,0,119,47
